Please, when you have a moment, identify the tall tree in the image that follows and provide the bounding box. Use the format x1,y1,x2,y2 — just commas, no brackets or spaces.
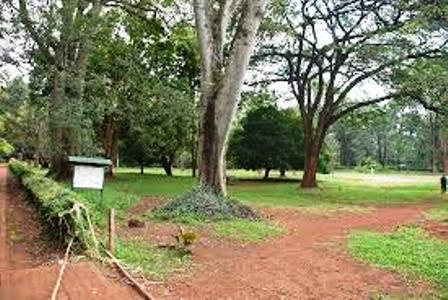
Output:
194,0,269,194
255,0,447,187
229,104,304,179
4,0,102,179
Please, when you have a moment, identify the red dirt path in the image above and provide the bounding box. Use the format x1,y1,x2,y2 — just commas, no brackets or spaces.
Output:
150,205,433,299
0,167,138,300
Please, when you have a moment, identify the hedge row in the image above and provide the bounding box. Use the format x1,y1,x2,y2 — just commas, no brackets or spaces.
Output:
9,159,99,255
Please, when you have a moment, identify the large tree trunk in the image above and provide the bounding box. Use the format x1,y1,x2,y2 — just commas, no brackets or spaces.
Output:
195,0,268,195
301,144,320,188
48,72,72,180
301,128,325,188
198,101,227,192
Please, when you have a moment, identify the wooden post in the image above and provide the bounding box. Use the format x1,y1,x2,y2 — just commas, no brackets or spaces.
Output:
108,208,115,253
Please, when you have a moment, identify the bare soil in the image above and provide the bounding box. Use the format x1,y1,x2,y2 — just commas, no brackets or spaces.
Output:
0,167,139,299
424,220,448,241
126,198,435,299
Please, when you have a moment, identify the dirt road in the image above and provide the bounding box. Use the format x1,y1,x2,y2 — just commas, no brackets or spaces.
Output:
0,167,138,300
151,204,432,299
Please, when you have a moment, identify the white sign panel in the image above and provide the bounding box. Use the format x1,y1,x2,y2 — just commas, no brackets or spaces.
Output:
73,165,105,189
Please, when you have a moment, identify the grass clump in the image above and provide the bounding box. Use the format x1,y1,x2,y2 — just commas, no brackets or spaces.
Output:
155,184,257,220
348,227,448,290
212,219,284,242
115,239,190,279
424,204,448,222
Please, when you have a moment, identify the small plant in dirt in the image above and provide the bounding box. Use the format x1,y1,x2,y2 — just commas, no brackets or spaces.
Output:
154,184,257,220
172,225,198,254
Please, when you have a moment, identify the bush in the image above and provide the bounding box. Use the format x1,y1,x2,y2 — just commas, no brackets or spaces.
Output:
9,159,99,255
155,184,257,220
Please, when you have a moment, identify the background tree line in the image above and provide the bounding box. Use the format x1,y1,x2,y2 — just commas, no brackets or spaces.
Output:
0,0,447,194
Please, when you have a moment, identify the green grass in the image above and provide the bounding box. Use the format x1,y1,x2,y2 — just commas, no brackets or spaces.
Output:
424,203,448,222
211,219,284,242
115,239,190,279
105,168,439,209
348,227,448,292
145,213,285,242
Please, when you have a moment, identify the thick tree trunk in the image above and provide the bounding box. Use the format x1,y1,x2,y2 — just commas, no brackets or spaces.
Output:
140,164,144,175
194,0,268,195
301,131,324,188
301,147,319,188
198,98,227,192
263,169,270,180
48,72,72,180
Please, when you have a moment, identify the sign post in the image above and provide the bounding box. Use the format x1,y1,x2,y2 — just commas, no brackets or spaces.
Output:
68,156,112,200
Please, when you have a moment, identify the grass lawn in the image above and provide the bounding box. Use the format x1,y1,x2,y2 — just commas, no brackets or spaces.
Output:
107,168,440,208
348,227,448,297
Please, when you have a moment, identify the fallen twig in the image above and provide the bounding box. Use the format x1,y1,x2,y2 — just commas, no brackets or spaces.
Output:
104,249,156,300
51,238,74,300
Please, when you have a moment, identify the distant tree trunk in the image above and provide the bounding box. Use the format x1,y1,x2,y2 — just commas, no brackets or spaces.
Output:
191,135,197,178
279,168,286,177
263,169,270,180
100,115,119,178
140,163,144,175
162,155,173,176
195,0,268,195
442,137,448,174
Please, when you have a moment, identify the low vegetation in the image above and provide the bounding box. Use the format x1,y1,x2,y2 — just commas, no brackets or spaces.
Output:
9,160,99,255
424,204,448,222
155,184,257,220
348,227,448,294
211,219,284,242
115,239,191,279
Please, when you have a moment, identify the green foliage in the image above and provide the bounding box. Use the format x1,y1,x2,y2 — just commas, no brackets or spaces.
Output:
115,239,190,279
211,219,284,242
318,148,332,174
229,101,303,177
0,138,14,157
154,184,257,220
348,227,448,290
9,160,99,255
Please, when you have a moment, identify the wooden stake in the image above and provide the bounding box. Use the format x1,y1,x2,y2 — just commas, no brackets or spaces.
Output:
51,238,74,300
108,208,115,253
105,250,156,300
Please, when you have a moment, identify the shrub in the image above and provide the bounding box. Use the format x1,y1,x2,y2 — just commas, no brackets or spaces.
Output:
155,184,257,220
9,159,99,255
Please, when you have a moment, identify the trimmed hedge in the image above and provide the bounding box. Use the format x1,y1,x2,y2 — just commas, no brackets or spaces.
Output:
9,159,99,255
